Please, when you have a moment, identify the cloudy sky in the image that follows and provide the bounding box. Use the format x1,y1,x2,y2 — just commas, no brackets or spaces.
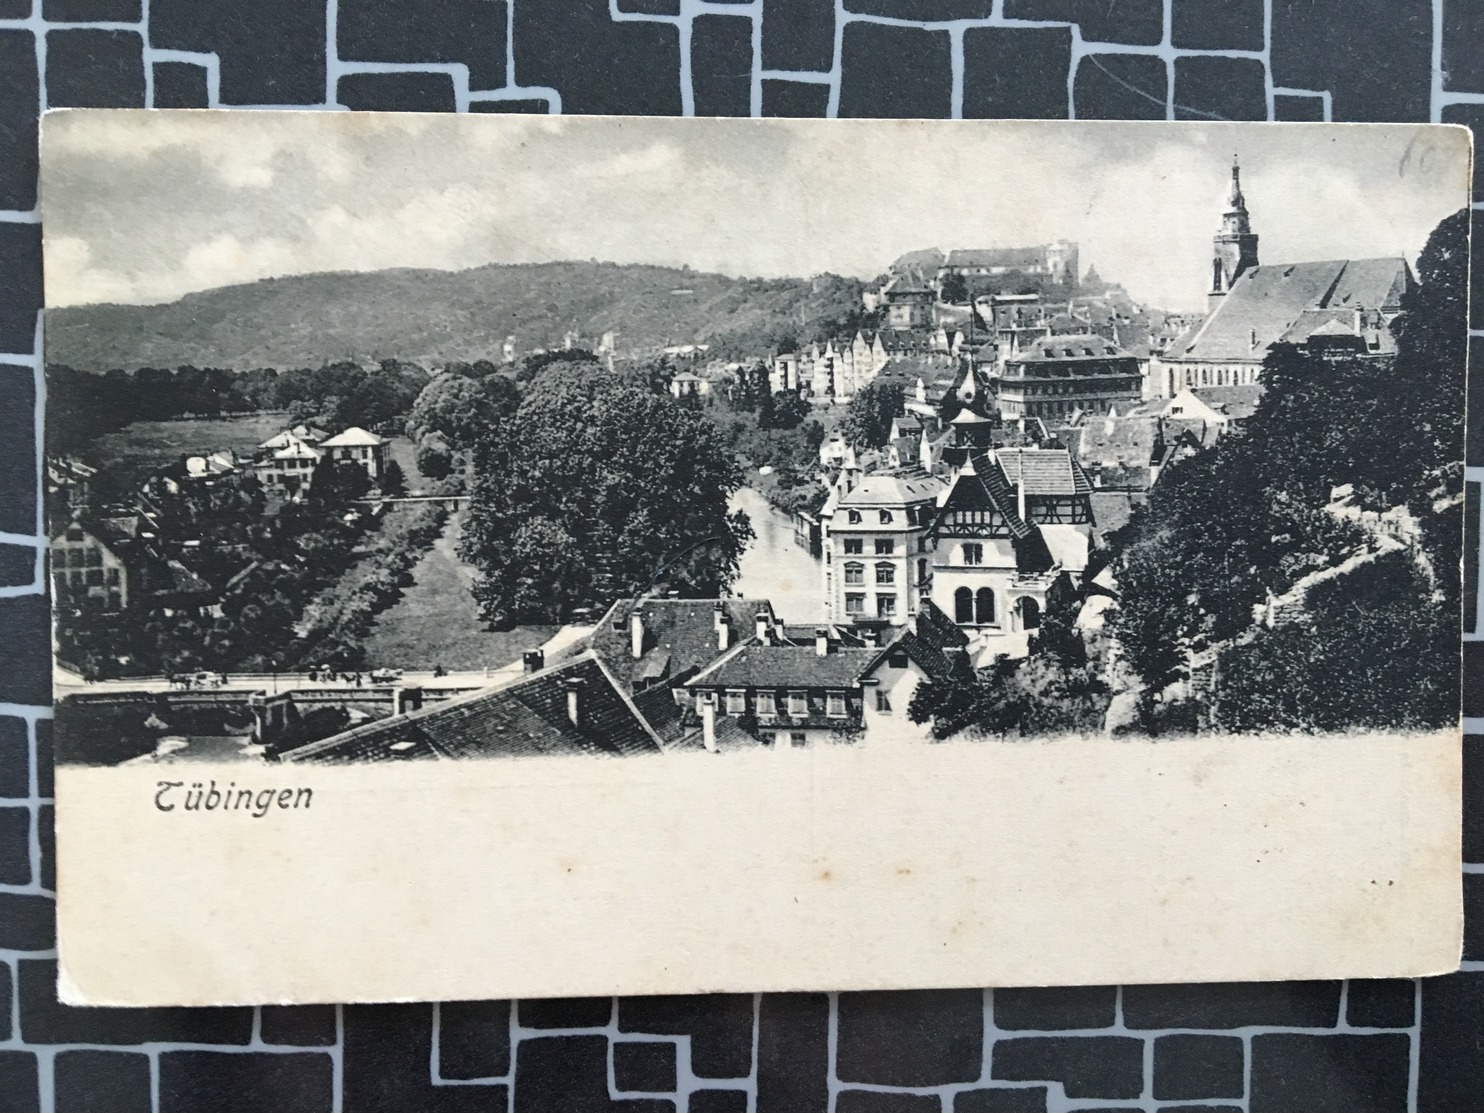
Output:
41,112,1470,313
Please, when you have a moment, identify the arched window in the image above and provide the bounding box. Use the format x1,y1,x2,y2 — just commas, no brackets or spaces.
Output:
954,587,974,624
1019,597,1041,630
843,562,864,585
975,588,995,625
875,562,895,585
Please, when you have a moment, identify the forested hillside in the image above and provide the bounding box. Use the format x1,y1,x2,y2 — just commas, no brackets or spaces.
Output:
46,262,867,372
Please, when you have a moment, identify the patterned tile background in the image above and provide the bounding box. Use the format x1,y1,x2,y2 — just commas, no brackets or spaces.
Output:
0,1,1480,1109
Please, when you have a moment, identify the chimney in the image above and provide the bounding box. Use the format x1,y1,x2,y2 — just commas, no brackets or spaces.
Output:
815,628,830,657
630,609,645,659
394,686,423,716
565,677,585,727
523,649,544,674
755,612,771,645
700,694,717,753
716,609,732,651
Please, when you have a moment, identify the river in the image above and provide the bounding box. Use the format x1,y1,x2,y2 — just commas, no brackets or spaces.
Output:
728,487,825,624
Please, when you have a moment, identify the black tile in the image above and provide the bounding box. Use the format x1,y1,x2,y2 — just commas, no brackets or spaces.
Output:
761,79,829,117
0,223,42,353
0,895,51,951
1442,103,1484,202
0,544,35,587
1250,1033,1408,1113
20,958,254,1043
0,30,39,211
0,717,27,798
512,0,681,115
0,961,10,1041
1160,1107,1243,1113
149,0,326,105
619,994,753,1079
1273,94,1325,121
0,365,38,536
756,993,828,1113
34,720,51,799
1441,0,1484,93
760,0,833,73
1073,53,1167,120
836,1092,940,1113
993,986,1115,1031
1464,734,1483,862
0,1051,39,1113
260,1004,338,1046
837,22,951,118
338,0,506,89
962,26,1071,119
53,1050,152,1113
42,0,142,19
0,596,50,708
159,1051,333,1113
1419,972,1484,1111
953,1088,1048,1112
1004,0,1161,45
0,805,30,885
692,15,752,117
689,1092,747,1113
843,0,994,15
343,1003,504,1112
1174,56,1268,121
1172,0,1264,50
1466,641,1484,720
513,1035,610,1113
1464,872,1484,962
992,1037,1144,1100
438,1000,510,1079
0,0,30,15
1346,979,1416,1029
520,996,612,1029
1153,1034,1243,1101
1122,981,1342,1029
470,99,550,113
44,29,146,107
1272,0,1431,122
617,0,679,12
338,72,458,112
36,803,51,891
615,1040,676,1093
152,60,210,107
837,989,982,1086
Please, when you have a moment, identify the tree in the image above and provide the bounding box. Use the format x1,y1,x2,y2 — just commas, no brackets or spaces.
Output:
460,363,753,625
840,381,905,449
767,389,810,431
939,272,968,305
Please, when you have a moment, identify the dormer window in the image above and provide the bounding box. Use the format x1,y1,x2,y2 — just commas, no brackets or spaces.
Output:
847,510,862,524
879,510,893,524
788,690,808,716
726,689,746,715
826,691,847,718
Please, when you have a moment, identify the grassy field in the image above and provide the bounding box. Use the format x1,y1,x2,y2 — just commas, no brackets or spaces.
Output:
88,412,290,499
359,509,556,671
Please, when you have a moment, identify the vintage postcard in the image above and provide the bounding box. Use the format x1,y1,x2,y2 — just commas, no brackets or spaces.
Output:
42,112,1468,1005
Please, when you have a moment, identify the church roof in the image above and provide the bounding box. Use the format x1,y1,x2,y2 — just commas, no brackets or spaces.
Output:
1166,257,1410,364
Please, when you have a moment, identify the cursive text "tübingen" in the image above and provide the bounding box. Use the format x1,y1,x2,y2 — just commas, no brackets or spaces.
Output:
155,780,312,817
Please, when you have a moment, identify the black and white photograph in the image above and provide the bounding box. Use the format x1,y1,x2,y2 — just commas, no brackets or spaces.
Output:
43,114,1468,768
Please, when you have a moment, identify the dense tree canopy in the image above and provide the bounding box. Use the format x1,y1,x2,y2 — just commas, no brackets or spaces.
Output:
840,381,905,449
459,362,753,626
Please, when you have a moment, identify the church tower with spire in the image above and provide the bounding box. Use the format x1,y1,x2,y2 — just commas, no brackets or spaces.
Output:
1209,156,1260,310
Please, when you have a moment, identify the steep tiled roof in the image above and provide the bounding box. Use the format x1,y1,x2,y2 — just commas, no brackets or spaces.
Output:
590,597,776,692
930,458,1033,540
688,642,874,690
280,654,662,763
859,601,970,685
995,447,1093,496
1010,333,1129,362
1166,258,1409,363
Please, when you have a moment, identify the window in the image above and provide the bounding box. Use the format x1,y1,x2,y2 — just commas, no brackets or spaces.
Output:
845,593,865,615
879,510,893,524
106,591,121,611
875,539,894,555
790,732,808,748
106,567,120,585
757,691,776,718
975,588,996,625
827,691,847,718
962,543,984,566
844,562,864,585
877,594,897,618
84,547,102,566
726,690,746,714
875,562,895,585
788,691,808,716
85,568,104,587
888,651,909,669
955,587,974,624
847,510,862,524
876,691,892,712
919,536,930,552
843,538,864,555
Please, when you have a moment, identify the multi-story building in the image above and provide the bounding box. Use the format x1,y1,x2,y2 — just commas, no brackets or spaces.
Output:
320,427,389,483
821,469,945,626
994,332,1145,420
937,241,1079,294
